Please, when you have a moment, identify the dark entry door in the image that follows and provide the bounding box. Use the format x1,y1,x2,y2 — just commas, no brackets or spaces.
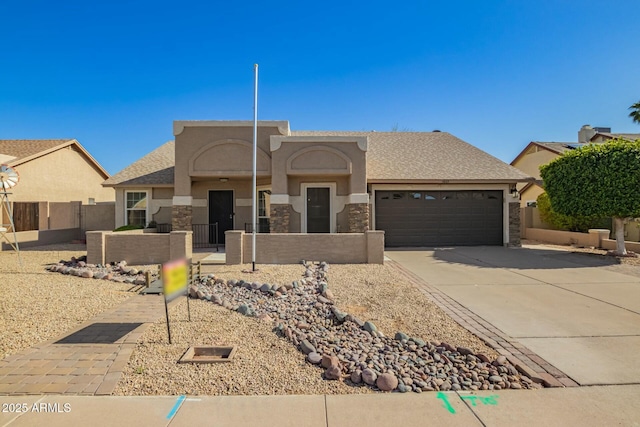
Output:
306,187,330,233
209,190,234,244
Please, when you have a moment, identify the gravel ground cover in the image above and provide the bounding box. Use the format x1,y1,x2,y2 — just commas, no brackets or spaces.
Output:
0,244,134,359
114,262,505,396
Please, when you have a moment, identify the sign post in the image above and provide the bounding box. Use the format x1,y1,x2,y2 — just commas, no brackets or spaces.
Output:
162,258,189,344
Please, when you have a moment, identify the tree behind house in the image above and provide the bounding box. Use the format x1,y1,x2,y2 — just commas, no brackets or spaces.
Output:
629,100,640,124
540,138,640,255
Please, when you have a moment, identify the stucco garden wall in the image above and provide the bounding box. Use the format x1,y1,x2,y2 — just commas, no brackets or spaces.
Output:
225,230,384,264
86,230,192,265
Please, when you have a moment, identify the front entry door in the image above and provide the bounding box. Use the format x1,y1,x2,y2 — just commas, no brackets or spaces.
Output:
306,187,330,233
209,190,234,244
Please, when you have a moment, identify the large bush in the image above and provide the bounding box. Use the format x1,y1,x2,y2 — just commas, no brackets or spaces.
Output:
540,138,640,254
536,193,599,232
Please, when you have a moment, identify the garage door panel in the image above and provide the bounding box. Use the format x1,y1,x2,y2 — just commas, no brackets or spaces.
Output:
376,190,503,247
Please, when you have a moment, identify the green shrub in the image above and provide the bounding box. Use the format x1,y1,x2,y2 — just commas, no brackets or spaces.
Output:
113,224,144,232
536,193,600,232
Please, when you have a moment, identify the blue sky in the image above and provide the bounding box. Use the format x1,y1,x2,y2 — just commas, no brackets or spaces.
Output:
1,0,639,175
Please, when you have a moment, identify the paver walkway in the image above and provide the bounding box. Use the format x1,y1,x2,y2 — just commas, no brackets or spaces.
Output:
0,295,166,395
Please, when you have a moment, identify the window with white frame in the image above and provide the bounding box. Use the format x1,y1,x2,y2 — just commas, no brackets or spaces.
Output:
257,189,271,232
125,191,148,226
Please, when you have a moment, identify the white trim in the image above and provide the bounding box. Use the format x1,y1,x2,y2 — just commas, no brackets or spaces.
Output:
348,193,369,204
301,183,337,233
172,196,193,206
125,190,149,227
270,194,290,204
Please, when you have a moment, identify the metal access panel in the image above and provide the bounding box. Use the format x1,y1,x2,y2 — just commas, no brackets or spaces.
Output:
375,190,503,247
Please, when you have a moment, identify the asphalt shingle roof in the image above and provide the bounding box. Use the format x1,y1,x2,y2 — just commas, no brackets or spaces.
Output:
532,142,587,154
103,141,174,186
595,132,640,141
0,139,72,164
106,131,531,186
293,131,531,182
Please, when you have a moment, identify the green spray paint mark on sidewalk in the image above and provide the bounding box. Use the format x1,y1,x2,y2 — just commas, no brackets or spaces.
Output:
460,394,499,407
437,392,500,414
437,392,456,414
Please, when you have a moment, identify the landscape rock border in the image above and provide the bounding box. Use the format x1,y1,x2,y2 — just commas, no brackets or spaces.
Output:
45,256,155,286
189,261,538,393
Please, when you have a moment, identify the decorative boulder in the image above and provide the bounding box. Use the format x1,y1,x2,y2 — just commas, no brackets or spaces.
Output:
376,373,399,391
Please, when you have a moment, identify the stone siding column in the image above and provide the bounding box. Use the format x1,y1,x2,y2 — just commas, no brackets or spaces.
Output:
508,202,521,247
270,204,291,233
347,203,370,233
172,205,193,232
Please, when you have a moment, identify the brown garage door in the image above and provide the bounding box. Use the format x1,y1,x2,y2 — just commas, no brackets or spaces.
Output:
375,190,503,247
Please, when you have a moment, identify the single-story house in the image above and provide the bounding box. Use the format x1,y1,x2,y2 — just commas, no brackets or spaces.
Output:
103,121,532,247
0,139,114,235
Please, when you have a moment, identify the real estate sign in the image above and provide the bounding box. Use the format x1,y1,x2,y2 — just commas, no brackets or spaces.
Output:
162,258,189,344
163,258,188,302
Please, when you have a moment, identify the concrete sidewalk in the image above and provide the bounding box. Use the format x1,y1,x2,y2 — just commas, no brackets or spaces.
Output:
1,386,639,426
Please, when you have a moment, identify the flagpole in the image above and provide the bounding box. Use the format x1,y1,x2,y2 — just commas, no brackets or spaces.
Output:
252,64,258,271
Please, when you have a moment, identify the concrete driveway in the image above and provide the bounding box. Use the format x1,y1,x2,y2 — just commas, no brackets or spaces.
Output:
386,245,640,386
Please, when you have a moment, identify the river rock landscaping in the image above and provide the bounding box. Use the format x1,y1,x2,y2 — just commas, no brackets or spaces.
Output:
45,257,156,285
188,262,534,393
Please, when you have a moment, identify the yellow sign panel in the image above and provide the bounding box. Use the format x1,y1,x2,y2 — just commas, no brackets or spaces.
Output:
163,258,188,299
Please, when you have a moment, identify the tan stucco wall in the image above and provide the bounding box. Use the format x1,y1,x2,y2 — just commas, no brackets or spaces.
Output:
225,230,384,264
173,124,285,196
8,146,113,203
86,230,192,265
153,188,174,199
270,138,367,195
520,185,545,207
512,149,558,181
82,203,115,231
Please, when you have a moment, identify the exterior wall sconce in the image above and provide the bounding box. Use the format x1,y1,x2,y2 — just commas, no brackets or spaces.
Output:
510,186,519,199
219,178,229,183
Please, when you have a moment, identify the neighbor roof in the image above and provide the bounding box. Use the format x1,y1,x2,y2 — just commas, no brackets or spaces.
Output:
293,131,532,182
0,139,109,178
591,132,640,141
103,141,174,187
510,141,589,166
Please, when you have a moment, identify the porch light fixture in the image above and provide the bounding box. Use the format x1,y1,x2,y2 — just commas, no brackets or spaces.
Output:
219,178,229,183
510,186,519,199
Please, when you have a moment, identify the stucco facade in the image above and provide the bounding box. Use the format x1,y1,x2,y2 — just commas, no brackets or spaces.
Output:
6,144,113,203
169,122,370,236
106,120,531,247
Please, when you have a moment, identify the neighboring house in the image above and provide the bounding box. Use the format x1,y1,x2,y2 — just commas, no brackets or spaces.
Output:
0,139,114,234
510,141,587,206
103,121,532,247
511,125,640,207
578,124,640,144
